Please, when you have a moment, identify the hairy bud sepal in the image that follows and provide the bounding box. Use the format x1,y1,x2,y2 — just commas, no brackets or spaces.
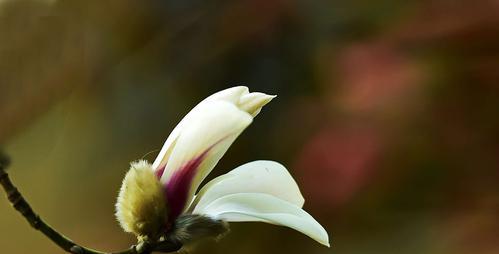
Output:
115,160,167,240
166,214,229,246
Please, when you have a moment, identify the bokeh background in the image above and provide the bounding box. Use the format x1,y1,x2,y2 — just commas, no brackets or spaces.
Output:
1,0,499,253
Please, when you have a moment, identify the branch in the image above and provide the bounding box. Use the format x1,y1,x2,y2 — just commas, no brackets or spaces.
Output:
0,151,181,254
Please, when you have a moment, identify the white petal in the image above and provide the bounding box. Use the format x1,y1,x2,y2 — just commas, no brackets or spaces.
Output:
150,86,275,218
152,86,273,171
160,100,252,217
151,86,248,171
190,161,304,212
160,101,252,183
205,86,249,103
193,193,330,247
151,126,180,172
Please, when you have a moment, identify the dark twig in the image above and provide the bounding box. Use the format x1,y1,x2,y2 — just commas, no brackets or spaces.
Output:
0,151,181,254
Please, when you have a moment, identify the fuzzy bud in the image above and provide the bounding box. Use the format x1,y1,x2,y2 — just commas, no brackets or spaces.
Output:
115,160,167,240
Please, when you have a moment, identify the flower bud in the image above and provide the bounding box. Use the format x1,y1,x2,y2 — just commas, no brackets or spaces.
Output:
115,160,167,240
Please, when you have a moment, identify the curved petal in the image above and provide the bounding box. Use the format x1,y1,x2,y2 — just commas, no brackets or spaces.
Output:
205,86,250,103
190,161,304,212
150,86,275,220
193,193,330,247
161,100,252,219
152,86,274,172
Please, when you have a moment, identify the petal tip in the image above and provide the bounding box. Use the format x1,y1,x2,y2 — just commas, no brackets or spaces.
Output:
321,238,331,247
315,232,330,247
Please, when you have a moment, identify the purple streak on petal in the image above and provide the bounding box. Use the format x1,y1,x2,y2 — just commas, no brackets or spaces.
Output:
164,150,210,221
155,165,166,179
162,135,232,224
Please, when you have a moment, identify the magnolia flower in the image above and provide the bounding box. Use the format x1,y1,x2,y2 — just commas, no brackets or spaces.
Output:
116,86,329,249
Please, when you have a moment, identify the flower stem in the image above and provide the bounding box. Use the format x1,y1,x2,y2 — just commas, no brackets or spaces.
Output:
0,151,181,254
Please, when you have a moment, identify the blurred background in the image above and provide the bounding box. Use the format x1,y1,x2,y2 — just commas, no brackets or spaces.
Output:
1,0,499,253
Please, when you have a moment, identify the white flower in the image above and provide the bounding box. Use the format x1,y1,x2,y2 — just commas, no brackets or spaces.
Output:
116,86,330,247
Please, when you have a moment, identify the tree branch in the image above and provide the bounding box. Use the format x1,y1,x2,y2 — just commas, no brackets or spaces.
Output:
0,151,181,254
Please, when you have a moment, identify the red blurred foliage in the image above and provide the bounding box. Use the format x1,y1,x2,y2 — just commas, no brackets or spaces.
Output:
335,43,423,115
294,125,383,208
390,0,499,45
